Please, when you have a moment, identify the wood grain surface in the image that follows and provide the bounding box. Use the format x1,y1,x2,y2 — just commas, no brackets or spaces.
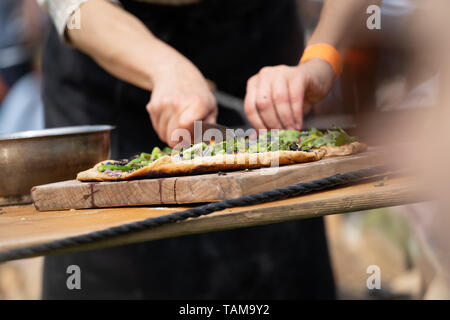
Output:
31,149,387,211
0,176,424,259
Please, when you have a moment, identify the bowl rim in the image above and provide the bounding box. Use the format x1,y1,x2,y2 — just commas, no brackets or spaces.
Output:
0,125,115,141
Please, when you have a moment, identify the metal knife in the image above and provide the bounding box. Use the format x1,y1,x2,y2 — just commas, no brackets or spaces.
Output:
201,122,237,143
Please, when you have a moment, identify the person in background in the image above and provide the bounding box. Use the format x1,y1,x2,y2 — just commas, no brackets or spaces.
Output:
38,0,335,299
0,0,47,134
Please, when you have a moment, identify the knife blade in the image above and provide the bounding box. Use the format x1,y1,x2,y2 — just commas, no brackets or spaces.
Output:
201,122,237,143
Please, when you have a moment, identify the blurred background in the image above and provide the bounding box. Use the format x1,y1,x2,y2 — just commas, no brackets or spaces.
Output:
0,0,47,135
0,0,448,299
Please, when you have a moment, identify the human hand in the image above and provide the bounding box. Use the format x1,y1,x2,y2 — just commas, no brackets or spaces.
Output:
147,57,217,147
244,58,335,130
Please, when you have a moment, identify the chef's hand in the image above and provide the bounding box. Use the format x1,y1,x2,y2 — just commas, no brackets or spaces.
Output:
63,0,216,147
244,59,335,130
147,58,217,147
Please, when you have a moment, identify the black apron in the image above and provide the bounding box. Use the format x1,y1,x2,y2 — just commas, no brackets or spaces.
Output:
41,0,336,299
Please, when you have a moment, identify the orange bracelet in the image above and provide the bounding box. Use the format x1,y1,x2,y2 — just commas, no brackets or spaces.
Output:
300,43,343,77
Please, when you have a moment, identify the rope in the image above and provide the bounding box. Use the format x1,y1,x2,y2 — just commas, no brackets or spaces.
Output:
0,165,389,263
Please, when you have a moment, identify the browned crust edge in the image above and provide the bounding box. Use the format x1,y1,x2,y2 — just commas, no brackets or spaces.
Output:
320,142,368,158
76,150,325,182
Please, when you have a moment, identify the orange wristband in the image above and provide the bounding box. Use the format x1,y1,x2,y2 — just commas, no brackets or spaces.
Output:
300,44,343,77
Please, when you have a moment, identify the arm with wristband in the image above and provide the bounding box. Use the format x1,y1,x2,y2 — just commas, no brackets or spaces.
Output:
244,0,381,130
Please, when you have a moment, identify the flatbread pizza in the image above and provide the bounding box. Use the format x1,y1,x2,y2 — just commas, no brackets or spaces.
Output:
77,128,367,181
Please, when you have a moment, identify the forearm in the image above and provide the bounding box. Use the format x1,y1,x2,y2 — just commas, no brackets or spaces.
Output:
66,0,185,90
308,0,382,49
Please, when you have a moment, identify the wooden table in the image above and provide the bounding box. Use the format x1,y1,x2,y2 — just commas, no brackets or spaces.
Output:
0,176,424,260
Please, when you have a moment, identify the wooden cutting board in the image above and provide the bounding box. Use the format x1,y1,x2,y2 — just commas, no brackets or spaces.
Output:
31,148,387,211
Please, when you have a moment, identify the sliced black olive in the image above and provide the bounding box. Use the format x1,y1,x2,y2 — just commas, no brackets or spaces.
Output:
289,143,299,151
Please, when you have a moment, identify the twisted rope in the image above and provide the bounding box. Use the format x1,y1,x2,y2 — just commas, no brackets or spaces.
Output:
0,166,389,262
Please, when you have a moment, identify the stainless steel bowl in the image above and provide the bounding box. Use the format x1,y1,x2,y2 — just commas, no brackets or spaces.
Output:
0,125,113,205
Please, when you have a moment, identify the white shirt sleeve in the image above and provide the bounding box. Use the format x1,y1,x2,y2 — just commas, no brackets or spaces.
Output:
37,0,120,39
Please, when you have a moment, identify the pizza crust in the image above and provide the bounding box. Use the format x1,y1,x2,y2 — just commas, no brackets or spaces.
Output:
76,156,174,182
145,149,326,177
320,142,367,158
76,149,326,181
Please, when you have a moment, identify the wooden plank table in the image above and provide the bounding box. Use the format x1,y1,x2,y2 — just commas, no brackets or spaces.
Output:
0,176,424,260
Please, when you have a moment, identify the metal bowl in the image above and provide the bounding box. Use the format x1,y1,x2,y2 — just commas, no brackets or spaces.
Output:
0,125,113,205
